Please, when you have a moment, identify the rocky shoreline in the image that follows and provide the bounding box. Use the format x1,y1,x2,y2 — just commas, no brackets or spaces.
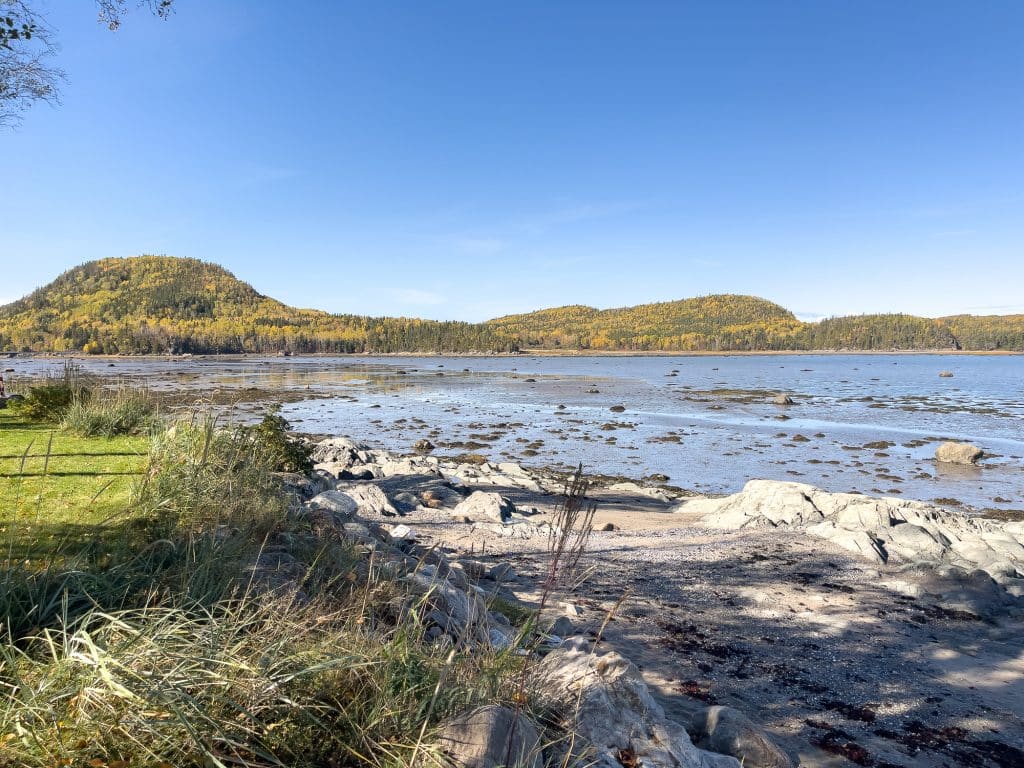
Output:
270,433,1024,767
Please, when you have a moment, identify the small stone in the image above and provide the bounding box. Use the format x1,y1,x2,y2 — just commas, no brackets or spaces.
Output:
388,524,415,542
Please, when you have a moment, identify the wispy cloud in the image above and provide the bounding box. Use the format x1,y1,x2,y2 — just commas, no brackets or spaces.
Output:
392,288,447,306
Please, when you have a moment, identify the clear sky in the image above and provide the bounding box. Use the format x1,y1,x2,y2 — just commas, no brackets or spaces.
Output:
3,1,1023,321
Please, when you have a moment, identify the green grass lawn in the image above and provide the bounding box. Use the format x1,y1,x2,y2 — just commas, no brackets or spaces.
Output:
0,410,149,562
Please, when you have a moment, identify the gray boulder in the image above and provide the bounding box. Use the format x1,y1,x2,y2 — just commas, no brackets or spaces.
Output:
687,706,793,768
406,566,489,643
307,491,358,518
434,705,542,768
312,436,370,465
531,639,740,767
413,438,436,454
935,441,984,465
337,483,399,517
453,491,517,524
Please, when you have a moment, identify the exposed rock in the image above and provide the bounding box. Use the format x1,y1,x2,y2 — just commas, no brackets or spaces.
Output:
563,602,584,617
312,436,371,465
453,491,517,524
307,490,358,518
407,565,489,643
546,615,576,637
387,523,416,542
687,706,793,768
419,484,465,509
531,639,740,768
608,481,671,502
380,458,443,478
935,441,984,465
338,483,399,517
434,705,542,768
274,471,328,501
486,562,516,582
772,394,794,405
684,480,1024,610
684,480,824,528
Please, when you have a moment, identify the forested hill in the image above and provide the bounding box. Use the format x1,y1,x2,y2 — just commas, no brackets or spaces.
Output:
0,257,515,354
487,295,806,351
491,304,1024,352
1,256,1022,353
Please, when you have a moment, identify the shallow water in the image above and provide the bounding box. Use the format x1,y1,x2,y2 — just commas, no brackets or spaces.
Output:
7,354,1023,510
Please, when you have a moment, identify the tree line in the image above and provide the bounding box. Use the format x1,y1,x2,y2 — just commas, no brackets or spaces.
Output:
2,257,1022,354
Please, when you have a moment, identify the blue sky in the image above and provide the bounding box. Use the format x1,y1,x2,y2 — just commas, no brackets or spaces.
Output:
3,1,1023,321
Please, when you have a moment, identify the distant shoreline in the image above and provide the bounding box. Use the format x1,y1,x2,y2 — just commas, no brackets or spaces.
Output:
11,348,1023,360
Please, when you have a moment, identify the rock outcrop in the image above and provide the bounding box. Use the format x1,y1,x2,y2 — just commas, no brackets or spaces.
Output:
532,638,742,768
682,480,1024,616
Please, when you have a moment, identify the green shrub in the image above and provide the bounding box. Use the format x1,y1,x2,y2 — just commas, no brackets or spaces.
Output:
11,383,81,422
248,405,314,473
9,362,91,422
61,385,158,437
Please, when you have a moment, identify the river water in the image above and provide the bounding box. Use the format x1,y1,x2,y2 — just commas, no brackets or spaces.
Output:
7,354,1023,511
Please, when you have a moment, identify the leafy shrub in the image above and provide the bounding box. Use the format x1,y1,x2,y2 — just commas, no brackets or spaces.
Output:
247,405,313,473
9,362,91,422
10,383,78,421
61,385,158,437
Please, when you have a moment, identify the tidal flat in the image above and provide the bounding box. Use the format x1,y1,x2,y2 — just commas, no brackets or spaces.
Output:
9,353,1022,513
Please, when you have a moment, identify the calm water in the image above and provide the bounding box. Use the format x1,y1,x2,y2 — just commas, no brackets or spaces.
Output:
7,354,1023,510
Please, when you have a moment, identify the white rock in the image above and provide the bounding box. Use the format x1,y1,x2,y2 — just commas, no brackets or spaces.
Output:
608,481,671,502
531,639,739,768
453,491,517,523
337,483,398,517
308,491,358,517
388,524,415,542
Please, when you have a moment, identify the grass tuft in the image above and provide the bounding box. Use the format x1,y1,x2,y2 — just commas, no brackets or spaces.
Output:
61,384,159,438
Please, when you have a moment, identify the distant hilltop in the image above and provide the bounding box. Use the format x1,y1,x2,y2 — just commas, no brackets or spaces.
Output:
1,256,1022,354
